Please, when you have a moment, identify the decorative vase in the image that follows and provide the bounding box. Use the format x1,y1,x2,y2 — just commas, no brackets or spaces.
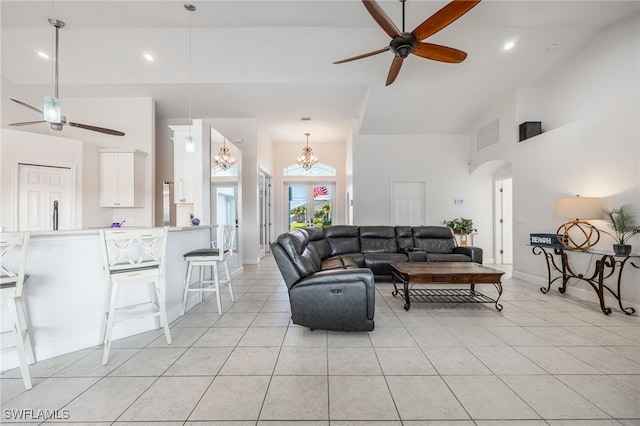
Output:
613,244,631,256
191,217,200,226
460,234,468,247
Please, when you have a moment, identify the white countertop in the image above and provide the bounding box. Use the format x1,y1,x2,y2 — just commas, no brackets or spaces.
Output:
29,225,214,237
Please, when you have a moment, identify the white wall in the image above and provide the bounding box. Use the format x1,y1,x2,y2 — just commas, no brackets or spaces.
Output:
469,14,640,307
352,134,494,261
207,118,259,264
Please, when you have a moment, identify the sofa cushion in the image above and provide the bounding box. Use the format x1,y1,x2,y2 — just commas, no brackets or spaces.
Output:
325,225,360,255
395,226,414,251
322,253,365,270
360,226,398,253
321,257,346,271
306,227,332,259
364,252,408,275
276,229,321,276
412,226,456,254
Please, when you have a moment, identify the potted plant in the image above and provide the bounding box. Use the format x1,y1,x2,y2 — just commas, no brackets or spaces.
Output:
445,217,477,246
600,204,640,256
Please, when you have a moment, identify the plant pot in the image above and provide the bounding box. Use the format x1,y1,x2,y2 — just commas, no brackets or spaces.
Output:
613,244,631,256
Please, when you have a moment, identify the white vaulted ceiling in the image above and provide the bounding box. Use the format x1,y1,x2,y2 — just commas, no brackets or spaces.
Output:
2,1,638,144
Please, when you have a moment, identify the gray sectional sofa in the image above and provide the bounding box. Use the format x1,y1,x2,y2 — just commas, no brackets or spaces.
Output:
271,225,482,331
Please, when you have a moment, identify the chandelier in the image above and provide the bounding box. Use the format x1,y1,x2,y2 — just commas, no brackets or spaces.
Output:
297,132,318,170
214,139,237,170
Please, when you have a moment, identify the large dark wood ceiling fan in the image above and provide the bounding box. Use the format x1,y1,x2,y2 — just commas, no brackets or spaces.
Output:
334,0,481,86
9,18,125,136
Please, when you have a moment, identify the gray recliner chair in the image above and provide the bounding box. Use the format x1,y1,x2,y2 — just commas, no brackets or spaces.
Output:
271,229,375,331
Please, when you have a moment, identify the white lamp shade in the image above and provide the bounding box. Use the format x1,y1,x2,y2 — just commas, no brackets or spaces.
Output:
555,195,602,220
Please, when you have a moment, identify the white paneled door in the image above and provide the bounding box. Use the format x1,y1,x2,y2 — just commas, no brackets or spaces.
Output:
391,181,427,226
18,164,74,231
495,177,513,264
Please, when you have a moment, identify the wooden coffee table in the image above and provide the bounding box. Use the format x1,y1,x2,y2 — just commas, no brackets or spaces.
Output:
390,262,505,311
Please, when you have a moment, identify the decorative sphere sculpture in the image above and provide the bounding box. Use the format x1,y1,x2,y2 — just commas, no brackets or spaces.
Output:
556,220,600,251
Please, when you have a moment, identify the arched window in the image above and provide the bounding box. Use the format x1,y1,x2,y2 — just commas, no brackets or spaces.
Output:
283,163,336,177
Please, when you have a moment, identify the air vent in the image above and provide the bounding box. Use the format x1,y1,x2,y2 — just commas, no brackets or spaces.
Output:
477,118,500,151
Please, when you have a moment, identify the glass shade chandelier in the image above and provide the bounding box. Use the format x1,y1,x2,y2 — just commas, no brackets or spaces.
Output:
297,132,318,170
214,139,237,170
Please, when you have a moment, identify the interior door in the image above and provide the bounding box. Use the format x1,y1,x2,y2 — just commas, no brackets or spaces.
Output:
391,181,427,226
286,183,334,230
495,177,513,264
18,164,74,231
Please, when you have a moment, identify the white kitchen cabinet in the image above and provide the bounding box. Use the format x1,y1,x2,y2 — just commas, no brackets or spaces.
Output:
99,150,146,207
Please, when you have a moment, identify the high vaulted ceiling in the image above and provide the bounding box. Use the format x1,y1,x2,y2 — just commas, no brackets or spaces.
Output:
2,1,638,144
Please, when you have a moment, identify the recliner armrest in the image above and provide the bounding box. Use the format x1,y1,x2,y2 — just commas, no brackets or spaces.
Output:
398,247,427,262
452,246,483,264
294,268,374,287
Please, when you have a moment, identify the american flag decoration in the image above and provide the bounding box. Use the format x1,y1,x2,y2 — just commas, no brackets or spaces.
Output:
313,186,329,198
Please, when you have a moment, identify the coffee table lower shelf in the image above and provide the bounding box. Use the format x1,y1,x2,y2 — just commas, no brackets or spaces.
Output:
392,286,502,311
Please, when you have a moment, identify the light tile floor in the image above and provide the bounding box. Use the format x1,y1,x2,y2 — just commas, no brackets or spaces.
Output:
2,256,640,425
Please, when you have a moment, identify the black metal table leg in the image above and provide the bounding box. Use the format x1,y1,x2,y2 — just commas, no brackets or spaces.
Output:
403,280,410,310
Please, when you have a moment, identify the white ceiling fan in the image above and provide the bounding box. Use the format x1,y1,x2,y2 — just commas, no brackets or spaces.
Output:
9,18,125,136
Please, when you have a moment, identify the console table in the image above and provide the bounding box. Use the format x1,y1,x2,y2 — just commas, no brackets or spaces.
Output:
532,246,638,315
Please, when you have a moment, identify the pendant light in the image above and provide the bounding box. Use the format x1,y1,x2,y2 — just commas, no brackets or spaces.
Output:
296,132,319,170
184,4,196,152
214,138,237,170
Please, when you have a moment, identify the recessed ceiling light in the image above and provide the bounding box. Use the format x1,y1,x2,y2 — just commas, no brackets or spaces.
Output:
143,53,154,62
301,117,311,121
503,41,515,51
37,51,49,60
546,43,558,53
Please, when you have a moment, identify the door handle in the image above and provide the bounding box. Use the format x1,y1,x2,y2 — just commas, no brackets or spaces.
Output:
53,200,59,230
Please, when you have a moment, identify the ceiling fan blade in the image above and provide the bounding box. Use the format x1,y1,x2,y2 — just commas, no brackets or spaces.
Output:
68,122,125,136
334,47,390,64
9,120,48,126
386,56,404,86
10,98,44,115
413,42,468,63
362,0,401,39
412,0,481,42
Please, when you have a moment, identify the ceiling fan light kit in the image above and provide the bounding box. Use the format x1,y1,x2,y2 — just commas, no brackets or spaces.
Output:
334,0,481,86
8,17,125,136
43,96,61,124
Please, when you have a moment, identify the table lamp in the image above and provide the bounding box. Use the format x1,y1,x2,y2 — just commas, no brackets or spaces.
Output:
555,195,602,250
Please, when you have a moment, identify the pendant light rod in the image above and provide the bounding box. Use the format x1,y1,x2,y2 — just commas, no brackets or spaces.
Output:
185,4,195,127
48,18,64,99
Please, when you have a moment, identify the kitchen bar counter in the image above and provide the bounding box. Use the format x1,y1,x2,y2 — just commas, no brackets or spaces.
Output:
1,226,217,371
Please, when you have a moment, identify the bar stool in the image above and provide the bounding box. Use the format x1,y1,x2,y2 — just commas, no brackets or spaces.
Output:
99,227,171,365
0,232,35,390
181,224,235,315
